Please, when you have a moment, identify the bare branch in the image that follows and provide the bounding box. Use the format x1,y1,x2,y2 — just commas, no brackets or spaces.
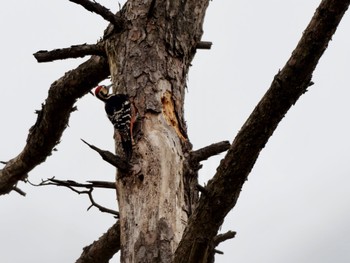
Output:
38,178,119,216
174,1,350,262
87,180,116,189
13,186,26,196
34,178,116,190
0,56,109,195
33,43,105,63
190,141,230,163
81,139,129,171
69,0,123,30
213,249,223,255
196,41,212,50
213,231,236,247
76,221,120,263
86,189,119,216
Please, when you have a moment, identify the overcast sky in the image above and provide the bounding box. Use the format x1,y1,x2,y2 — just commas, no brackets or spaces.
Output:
1,1,350,262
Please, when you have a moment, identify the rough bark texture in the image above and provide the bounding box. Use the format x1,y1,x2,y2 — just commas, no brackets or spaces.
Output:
76,221,120,263
174,1,350,262
103,0,209,262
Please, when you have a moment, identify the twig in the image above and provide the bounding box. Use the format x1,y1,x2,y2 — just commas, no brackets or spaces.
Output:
196,41,212,50
86,188,119,216
81,139,129,171
76,221,120,263
190,140,230,163
34,178,116,189
13,186,26,196
69,0,123,30
37,177,119,216
213,249,223,255
33,43,105,63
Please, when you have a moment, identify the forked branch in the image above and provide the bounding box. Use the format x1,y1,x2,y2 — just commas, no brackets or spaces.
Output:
37,177,119,216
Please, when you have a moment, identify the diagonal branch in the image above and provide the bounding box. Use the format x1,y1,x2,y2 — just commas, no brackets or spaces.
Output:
0,56,109,195
174,1,350,262
76,221,120,263
81,139,130,171
69,0,123,30
33,43,106,63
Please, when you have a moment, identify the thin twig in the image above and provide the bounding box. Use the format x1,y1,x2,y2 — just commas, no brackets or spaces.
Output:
36,177,119,216
33,43,105,63
86,188,119,216
13,186,26,196
213,249,223,255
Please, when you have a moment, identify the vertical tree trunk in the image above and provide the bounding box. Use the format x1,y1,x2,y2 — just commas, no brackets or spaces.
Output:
104,0,209,262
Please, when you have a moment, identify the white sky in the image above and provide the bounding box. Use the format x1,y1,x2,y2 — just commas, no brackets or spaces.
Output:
1,1,350,262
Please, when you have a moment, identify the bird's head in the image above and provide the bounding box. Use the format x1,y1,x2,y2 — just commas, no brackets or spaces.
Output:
95,84,112,101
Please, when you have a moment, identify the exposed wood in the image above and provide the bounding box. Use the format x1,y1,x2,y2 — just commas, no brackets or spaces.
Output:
174,1,350,262
103,0,210,262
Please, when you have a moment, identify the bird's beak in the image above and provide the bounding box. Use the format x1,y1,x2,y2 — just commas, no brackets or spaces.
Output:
89,90,94,96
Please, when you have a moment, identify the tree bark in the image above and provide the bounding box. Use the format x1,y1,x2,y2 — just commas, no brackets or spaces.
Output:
104,0,209,262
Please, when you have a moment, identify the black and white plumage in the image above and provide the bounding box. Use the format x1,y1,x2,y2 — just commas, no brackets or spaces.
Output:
95,85,133,159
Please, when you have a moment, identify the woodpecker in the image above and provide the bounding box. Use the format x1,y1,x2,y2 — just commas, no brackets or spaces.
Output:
95,85,133,160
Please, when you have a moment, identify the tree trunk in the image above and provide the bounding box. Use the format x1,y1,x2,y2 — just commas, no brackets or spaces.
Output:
104,1,209,262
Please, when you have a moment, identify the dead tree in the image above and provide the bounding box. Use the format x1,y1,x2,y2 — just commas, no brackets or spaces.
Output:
0,0,349,262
